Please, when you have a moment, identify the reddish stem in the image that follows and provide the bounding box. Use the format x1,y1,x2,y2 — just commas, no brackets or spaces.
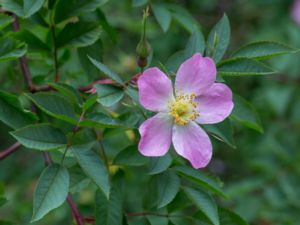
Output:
0,142,22,160
67,195,85,225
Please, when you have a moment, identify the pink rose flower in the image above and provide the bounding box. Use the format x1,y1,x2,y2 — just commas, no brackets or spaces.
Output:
137,53,234,168
291,0,300,26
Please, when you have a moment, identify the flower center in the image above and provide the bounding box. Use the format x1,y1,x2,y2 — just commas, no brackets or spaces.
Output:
169,93,199,126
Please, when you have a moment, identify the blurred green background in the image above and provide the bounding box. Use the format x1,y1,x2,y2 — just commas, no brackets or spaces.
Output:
0,0,300,224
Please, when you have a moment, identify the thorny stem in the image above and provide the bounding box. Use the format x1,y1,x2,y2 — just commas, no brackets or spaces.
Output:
0,142,22,160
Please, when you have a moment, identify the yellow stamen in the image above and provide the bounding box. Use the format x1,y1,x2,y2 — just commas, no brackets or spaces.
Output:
169,93,199,126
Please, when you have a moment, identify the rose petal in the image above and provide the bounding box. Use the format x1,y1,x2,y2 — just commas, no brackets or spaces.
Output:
138,67,174,112
175,53,216,96
195,83,234,124
138,113,173,156
172,122,212,168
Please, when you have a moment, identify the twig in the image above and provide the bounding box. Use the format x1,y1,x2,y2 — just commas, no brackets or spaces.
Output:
12,15,34,92
0,142,22,160
67,195,85,225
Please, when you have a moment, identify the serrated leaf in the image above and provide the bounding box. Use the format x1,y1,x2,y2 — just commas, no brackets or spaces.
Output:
31,164,69,222
203,119,236,148
230,94,263,132
184,28,205,57
184,187,219,225
50,83,83,106
12,30,49,51
232,41,295,60
56,22,101,48
82,94,97,111
154,170,180,208
148,153,172,175
173,166,226,198
10,124,67,151
79,112,123,128
69,166,91,194
88,56,124,84
206,14,230,63
113,146,148,166
54,0,108,24
152,4,172,32
1,0,45,18
219,208,249,225
218,58,276,76
78,39,103,79
0,14,14,30
71,143,110,198
0,37,27,62
0,91,37,129
95,177,123,225
25,92,77,124
95,84,124,107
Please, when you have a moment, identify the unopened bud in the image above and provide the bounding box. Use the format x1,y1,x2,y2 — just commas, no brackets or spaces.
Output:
136,40,151,58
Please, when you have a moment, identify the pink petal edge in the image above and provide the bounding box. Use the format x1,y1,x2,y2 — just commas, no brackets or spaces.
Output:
138,67,174,112
172,122,212,169
138,113,173,157
175,53,216,96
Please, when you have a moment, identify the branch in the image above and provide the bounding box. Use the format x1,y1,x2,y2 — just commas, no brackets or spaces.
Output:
0,142,21,160
67,195,85,225
12,15,34,92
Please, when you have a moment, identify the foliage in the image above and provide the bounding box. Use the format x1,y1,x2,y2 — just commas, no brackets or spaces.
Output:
0,0,299,225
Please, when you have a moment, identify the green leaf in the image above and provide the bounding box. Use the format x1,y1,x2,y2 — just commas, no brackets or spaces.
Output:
217,58,276,76
78,39,103,79
165,50,185,73
0,197,7,207
152,4,172,32
154,170,180,208
206,14,230,63
71,143,110,198
184,28,205,57
0,37,27,62
230,95,263,133
132,0,148,7
54,0,108,24
31,164,69,222
0,91,37,129
203,119,236,148
219,208,249,225
95,84,124,107
88,56,124,84
148,153,172,175
113,146,148,166
168,4,198,33
96,9,118,43
79,112,123,128
1,0,45,18
184,187,219,225
69,166,91,194
10,124,67,151
25,92,77,124
50,83,83,106
56,22,101,48
82,94,97,111
0,14,14,30
173,165,226,198
12,30,49,51
232,41,295,60
95,177,123,225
